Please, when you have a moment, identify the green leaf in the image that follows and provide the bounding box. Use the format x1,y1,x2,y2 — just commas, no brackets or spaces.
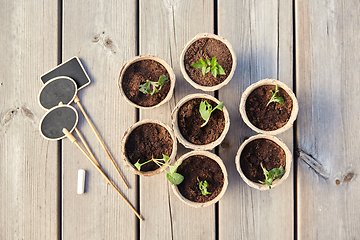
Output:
206,58,211,65
191,61,204,69
158,75,169,85
200,58,207,67
205,67,211,74
162,154,170,163
167,172,184,185
217,63,225,75
260,164,285,189
202,66,207,76
211,66,217,78
199,180,211,195
212,102,224,112
210,57,216,67
199,101,211,121
139,81,152,95
134,159,142,171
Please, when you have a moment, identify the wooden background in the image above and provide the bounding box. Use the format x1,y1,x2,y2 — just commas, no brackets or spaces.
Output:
1,0,359,239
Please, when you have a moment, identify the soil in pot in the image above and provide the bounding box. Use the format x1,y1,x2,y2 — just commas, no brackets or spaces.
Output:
125,123,173,172
240,138,286,183
176,155,224,203
178,98,225,145
184,38,233,87
245,85,293,131
122,59,171,107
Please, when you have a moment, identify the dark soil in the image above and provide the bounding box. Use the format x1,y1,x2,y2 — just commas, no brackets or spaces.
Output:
246,85,293,131
121,59,171,107
176,155,224,203
125,123,173,172
240,139,286,183
178,98,225,145
184,38,233,87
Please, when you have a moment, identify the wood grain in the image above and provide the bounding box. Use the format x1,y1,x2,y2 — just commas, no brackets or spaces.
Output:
0,0,59,239
296,0,360,239
218,0,294,239
139,0,216,239
62,1,138,239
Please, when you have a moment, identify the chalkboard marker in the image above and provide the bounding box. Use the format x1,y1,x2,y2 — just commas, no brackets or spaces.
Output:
40,56,91,90
39,105,78,141
38,76,77,110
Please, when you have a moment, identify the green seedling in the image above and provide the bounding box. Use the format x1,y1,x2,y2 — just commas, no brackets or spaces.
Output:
191,57,225,78
266,84,284,107
139,75,169,95
198,178,211,195
134,154,184,185
199,100,224,127
259,163,285,189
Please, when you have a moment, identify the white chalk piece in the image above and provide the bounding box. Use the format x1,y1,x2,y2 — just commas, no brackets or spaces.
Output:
77,169,86,194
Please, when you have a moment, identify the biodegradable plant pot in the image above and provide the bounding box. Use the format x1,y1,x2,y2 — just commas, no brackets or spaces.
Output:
171,151,228,208
180,33,236,91
239,78,299,135
118,55,175,109
171,93,230,150
235,134,292,191
121,119,177,177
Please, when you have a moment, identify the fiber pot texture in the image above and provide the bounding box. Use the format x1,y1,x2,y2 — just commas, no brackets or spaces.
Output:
171,151,228,208
180,33,236,91
121,119,177,177
171,93,230,150
235,134,292,191
239,79,299,135
118,55,175,109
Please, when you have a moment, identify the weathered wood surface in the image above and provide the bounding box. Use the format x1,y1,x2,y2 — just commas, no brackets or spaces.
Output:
61,1,137,239
2,0,360,239
218,0,294,239
296,1,360,239
0,1,59,239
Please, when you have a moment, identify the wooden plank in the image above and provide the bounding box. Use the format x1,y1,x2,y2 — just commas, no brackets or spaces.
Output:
61,1,138,239
0,1,59,239
218,0,294,239
296,1,360,239
139,0,215,239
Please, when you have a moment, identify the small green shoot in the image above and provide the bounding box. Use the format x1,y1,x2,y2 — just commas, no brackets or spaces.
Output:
134,154,184,185
139,75,169,95
259,163,285,189
199,100,224,127
266,84,285,107
191,57,225,78
198,178,211,195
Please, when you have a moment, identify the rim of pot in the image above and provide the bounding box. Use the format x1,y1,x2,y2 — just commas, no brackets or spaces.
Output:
171,150,228,208
171,93,230,150
235,134,292,191
121,119,177,177
239,78,299,135
180,33,237,91
118,55,176,109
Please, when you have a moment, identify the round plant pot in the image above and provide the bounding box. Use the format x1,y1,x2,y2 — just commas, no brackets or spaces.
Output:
118,55,175,109
235,134,292,191
239,78,299,135
171,93,230,150
121,119,177,177
180,33,236,91
171,150,228,208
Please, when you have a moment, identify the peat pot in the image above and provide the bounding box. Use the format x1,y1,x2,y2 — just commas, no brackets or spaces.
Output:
121,119,177,177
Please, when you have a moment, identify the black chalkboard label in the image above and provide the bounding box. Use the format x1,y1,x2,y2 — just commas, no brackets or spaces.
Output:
38,76,77,110
40,57,91,90
40,105,78,141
